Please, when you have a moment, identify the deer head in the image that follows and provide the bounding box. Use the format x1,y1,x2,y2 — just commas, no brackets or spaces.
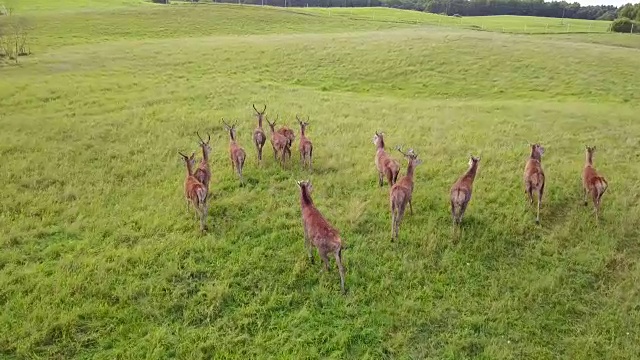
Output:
396,146,423,167
296,179,313,192
373,131,385,148
222,118,238,141
179,151,197,169
196,131,211,155
468,154,481,167
529,143,545,159
253,104,267,125
266,115,279,132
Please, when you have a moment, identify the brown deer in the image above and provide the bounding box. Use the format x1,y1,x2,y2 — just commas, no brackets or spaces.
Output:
266,115,291,166
450,154,480,228
582,146,608,222
390,147,422,242
523,143,545,224
296,115,313,171
193,131,211,191
296,180,346,294
179,151,208,232
252,104,267,164
372,131,400,187
277,123,295,149
222,119,247,185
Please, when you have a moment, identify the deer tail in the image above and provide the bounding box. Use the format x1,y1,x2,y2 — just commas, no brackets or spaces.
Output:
195,186,207,208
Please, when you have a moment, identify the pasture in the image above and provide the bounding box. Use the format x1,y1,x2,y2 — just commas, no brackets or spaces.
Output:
1,2,640,358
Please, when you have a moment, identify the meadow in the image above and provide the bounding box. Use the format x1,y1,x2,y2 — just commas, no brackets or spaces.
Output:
1,1,640,358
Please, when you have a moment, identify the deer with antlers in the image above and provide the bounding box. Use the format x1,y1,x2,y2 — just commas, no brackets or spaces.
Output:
222,119,247,185
252,104,267,164
450,154,480,229
266,115,291,167
373,131,400,187
297,115,313,171
179,152,208,232
390,147,423,242
296,180,346,294
193,131,212,191
582,146,608,222
524,143,545,224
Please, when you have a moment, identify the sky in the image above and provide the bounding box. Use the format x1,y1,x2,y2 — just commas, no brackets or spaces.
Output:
577,0,633,5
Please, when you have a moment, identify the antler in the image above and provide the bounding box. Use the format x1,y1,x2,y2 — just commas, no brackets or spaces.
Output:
196,131,205,143
252,104,266,114
222,118,232,129
396,145,417,158
178,151,188,158
395,145,408,157
296,114,301,122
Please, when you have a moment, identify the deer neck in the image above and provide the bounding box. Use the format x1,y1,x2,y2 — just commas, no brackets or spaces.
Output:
530,149,542,161
201,146,209,162
406,161,416,179
300,126,306,137
464,163,478,180
300,187,314,207
185,162,194,176
376,138,385,150
585,152,593,166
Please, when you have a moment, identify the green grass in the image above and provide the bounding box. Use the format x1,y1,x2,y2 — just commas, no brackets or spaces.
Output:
2,2,640,359
296,7,613,33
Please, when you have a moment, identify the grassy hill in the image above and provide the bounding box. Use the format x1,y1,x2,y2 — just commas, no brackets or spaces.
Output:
1,2,639,359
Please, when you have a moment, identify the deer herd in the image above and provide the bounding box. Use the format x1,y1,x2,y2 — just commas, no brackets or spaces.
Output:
178,105,609,294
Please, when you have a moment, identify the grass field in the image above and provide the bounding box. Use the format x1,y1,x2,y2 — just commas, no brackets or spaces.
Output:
295,7,613,33
2,1,640,358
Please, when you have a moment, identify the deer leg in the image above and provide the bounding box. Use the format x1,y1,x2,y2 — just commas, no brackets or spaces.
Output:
320,251,330,272
592,190,600,222
200,202,208,232
536,183,544,224
237,164,244,185
409,200,413,215
458,200,469,225
302,225,314,264
378,172,384,187
335,248,346,295
526,184,534,206
451,201,457,227
583,187,588,206
394,204,406,242
535,191,542,224
390,203,397,242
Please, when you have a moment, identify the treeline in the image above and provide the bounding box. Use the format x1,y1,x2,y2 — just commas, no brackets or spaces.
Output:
617,2,640,20
169,0,640,22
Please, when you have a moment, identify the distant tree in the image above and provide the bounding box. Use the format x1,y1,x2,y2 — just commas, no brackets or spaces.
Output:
611,17,638,33
0,8,33,64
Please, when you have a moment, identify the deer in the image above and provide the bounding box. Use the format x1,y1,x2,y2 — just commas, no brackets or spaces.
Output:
450,154,480,229
296,115,313,171
582,146,608,222
193,131,211,191
523,143,545,224
296,180,346,294
390,147,423,242
222,119,247,185
277,123,295,149
179,151,208,232
372,131,400,187
252,104,267,164
266,115,291,167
